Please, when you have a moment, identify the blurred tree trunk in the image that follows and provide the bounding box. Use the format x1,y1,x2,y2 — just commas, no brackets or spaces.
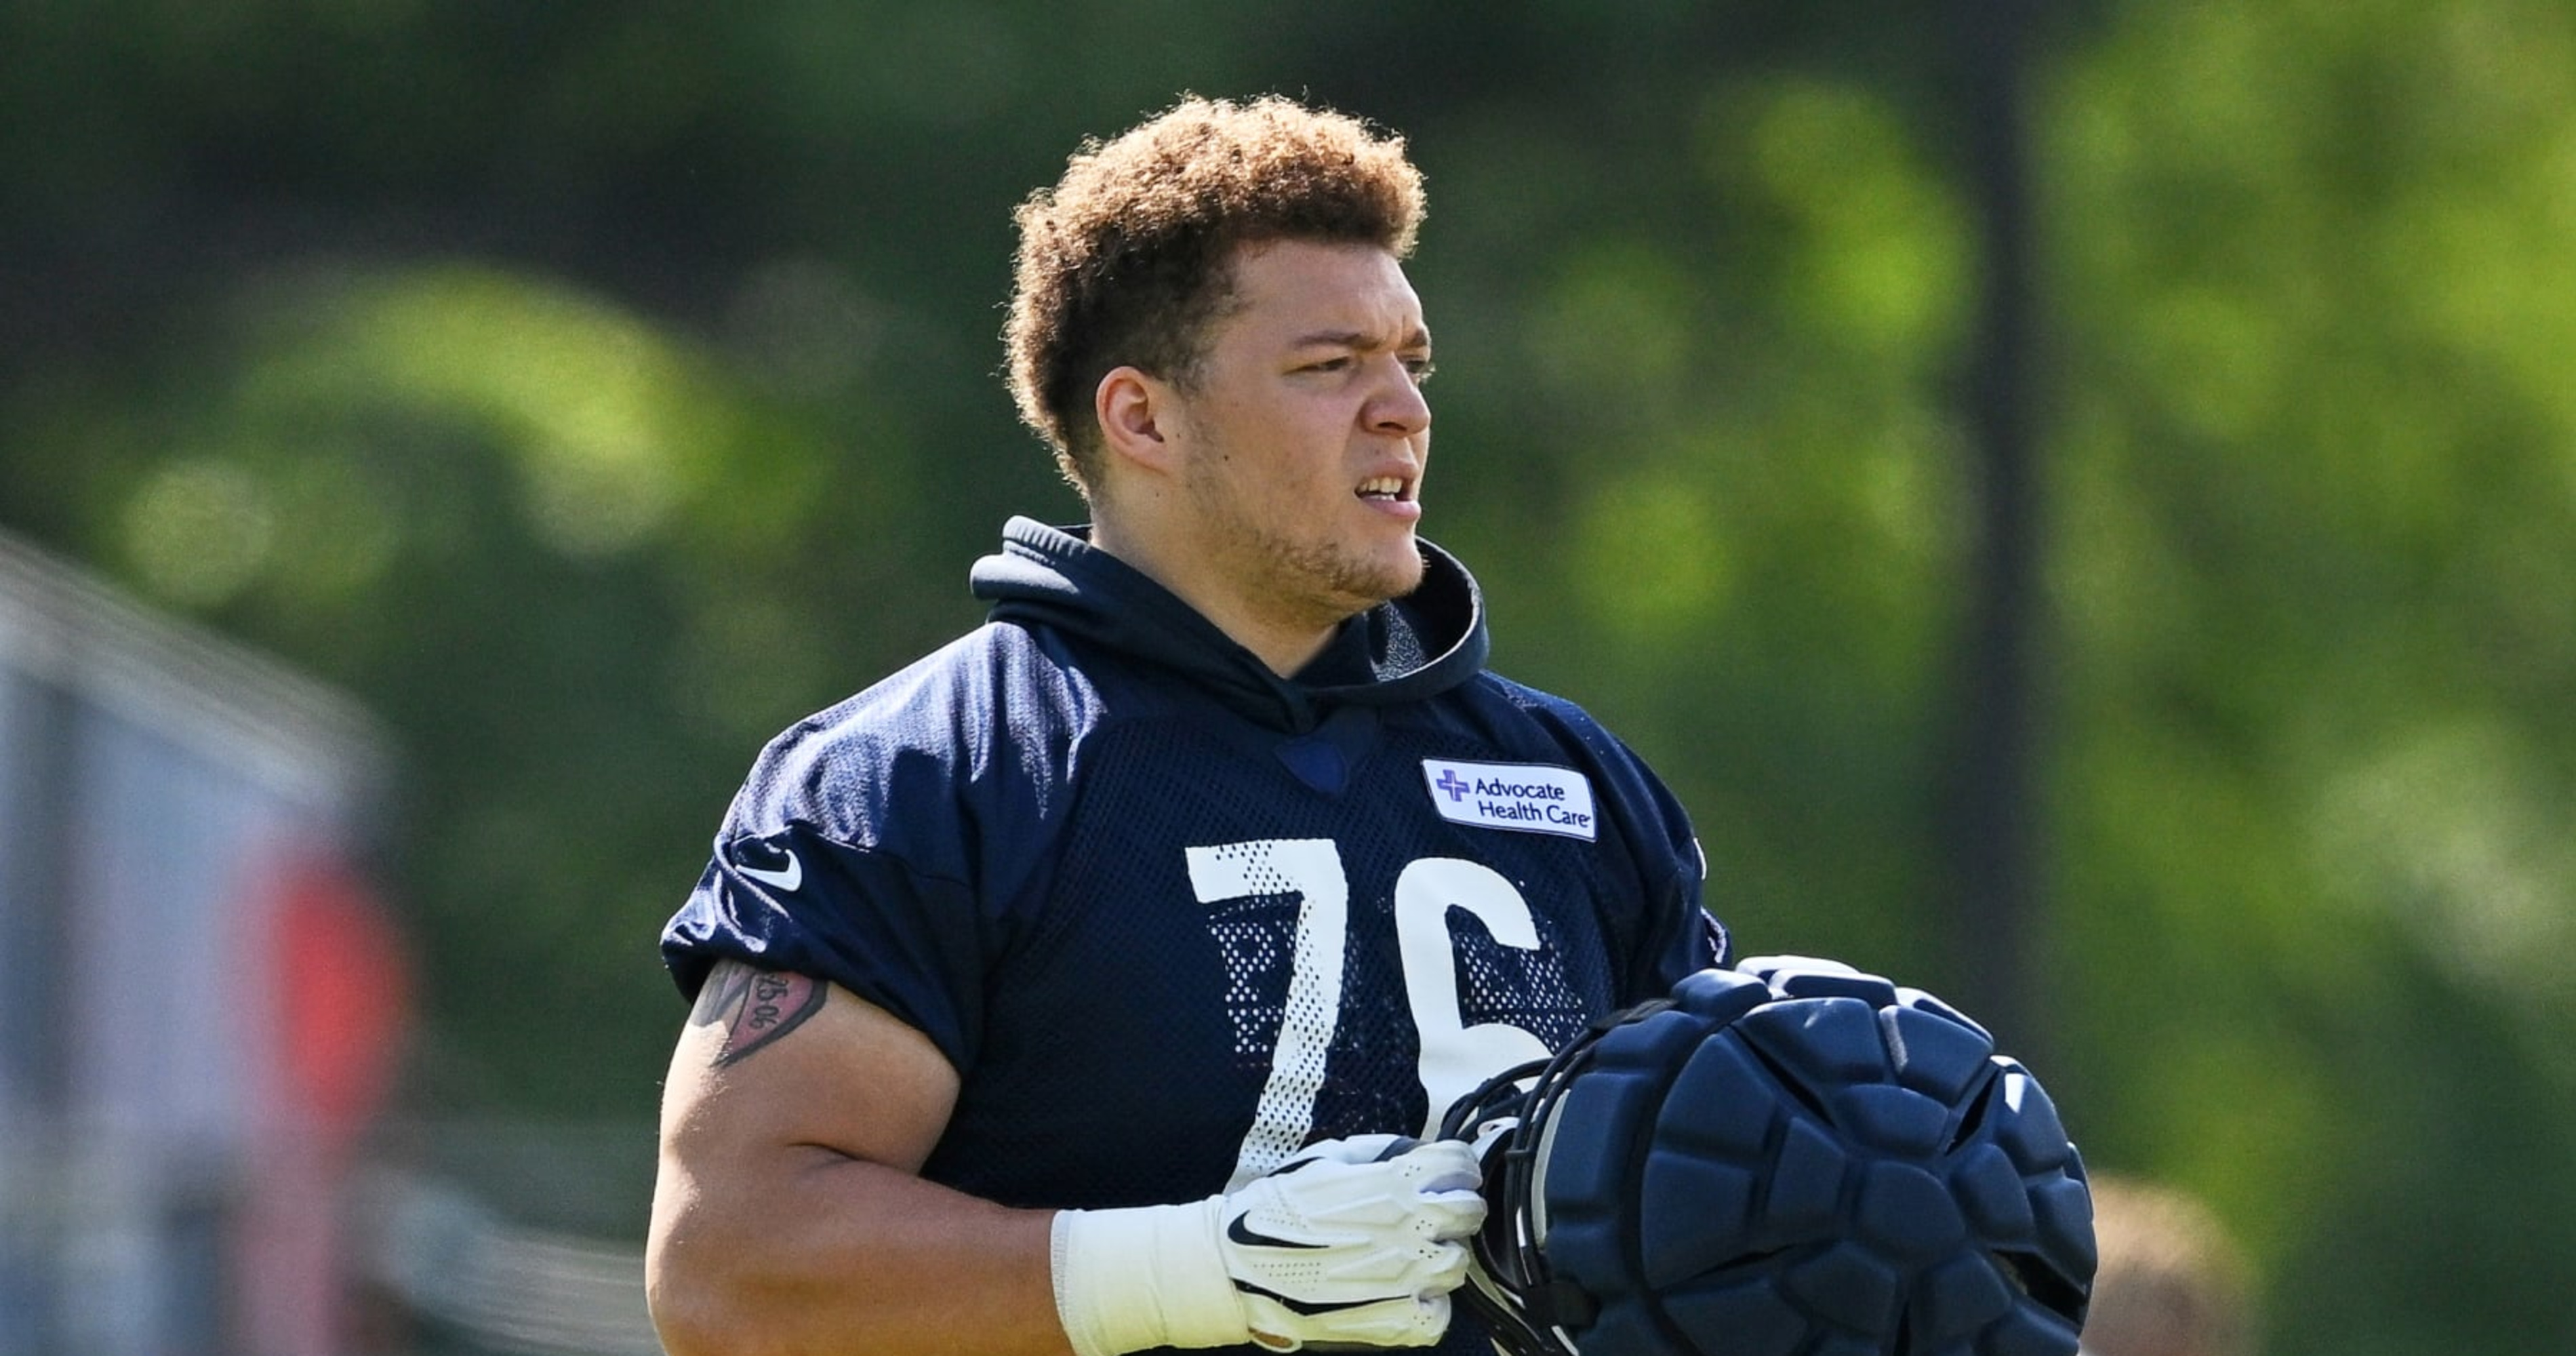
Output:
1947,0,2047,1054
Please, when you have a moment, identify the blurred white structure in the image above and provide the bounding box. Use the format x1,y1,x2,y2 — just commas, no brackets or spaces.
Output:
361,1166,662,1356
0,530,402,1356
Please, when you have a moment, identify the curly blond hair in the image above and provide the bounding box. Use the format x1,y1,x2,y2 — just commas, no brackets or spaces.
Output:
1004,94,1426,492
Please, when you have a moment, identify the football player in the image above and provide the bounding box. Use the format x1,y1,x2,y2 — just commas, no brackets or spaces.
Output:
647,94,1725,1356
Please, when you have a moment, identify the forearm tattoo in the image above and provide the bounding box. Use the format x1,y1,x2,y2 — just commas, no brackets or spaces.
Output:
689,961,827,1066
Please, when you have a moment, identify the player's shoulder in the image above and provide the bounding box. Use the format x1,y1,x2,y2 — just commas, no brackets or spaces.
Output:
777,618,1098,746
1455,669,1631,763
729,620,1104,846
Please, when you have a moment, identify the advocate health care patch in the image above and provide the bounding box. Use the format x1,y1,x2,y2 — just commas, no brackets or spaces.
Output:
1419,758,1598,841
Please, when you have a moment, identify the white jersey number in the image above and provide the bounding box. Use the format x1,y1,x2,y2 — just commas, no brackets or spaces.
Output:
1187,839,1554,1189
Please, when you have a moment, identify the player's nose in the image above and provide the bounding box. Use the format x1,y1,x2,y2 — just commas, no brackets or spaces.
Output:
1365,359,1430,438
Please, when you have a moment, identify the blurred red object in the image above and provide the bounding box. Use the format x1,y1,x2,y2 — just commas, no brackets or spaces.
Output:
271,851,411,1149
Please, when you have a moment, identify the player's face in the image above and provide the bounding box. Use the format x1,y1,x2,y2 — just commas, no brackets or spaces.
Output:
1165,240,1434,635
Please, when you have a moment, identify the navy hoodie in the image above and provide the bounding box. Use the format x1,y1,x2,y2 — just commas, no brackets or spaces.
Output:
662,517,1721,1351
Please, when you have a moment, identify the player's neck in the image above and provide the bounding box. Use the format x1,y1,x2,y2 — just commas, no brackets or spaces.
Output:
1088,514,1337,678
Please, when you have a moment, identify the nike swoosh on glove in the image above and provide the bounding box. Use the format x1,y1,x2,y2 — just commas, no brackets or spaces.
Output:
1052,1134,1489,1355
1222,1135,1488,1350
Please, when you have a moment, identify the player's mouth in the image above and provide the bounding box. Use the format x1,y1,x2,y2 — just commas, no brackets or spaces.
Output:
1356,475,1415,501
1355,474,1422,522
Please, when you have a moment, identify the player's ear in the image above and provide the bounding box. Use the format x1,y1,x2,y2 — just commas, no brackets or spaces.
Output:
1094,365,1182,476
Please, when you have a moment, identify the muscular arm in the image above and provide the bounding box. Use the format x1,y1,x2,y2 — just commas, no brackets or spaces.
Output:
646,959,1071,1356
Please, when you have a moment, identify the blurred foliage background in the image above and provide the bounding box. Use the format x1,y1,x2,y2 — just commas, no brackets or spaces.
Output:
5,2,2574,1353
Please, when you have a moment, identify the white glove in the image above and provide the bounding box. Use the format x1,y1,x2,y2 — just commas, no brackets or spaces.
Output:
1051,1134,1488,1355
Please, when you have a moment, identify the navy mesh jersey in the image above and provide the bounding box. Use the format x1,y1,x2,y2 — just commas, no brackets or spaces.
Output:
662,517,1725,1356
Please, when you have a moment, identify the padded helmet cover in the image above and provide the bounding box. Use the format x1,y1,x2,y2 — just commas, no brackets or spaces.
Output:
1457,957,2095,1356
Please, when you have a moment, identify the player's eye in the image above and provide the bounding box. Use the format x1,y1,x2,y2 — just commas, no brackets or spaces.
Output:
1403,357,1436,385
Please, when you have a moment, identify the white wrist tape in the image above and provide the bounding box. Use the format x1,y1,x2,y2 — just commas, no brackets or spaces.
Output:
1051,1199,1246,1356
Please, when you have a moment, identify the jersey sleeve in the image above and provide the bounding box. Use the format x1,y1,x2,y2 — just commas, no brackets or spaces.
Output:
659,626,1079,1074
662,825,994,1071
1613,746,1729,1000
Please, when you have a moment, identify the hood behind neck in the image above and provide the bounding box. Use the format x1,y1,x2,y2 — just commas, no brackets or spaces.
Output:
969,517,1490,734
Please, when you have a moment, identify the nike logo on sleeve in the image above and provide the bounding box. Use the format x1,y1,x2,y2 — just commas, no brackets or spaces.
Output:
733,841,804,892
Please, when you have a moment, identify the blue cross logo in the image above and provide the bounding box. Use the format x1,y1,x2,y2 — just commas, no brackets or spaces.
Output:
1434,770,1471,802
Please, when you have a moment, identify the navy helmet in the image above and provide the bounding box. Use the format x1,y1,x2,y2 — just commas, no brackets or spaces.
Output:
1442,957,2095,1356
